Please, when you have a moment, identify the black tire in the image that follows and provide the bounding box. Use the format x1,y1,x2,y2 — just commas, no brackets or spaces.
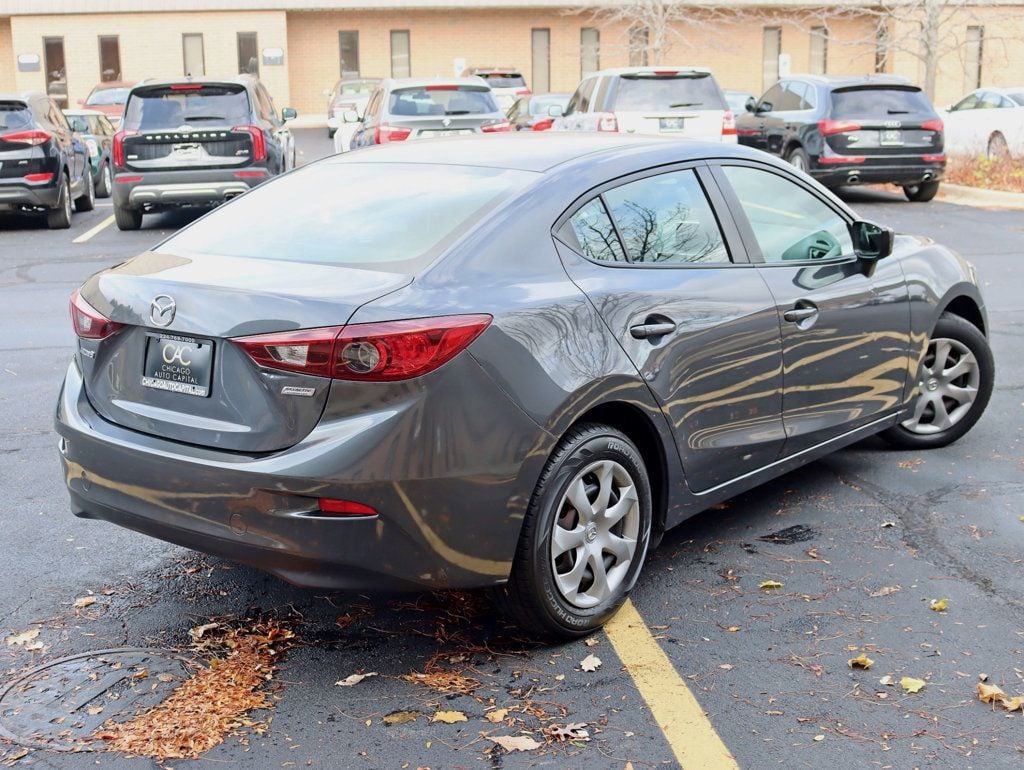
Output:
114,204,143,231
95,162,112,198
45,175,72,229
74,169,95,212
497,423,653,638
328,127,336,138
903,180,940,202
786,146,810,175
880,313,993,449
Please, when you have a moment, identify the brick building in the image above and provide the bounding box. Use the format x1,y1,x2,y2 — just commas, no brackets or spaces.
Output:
1,0,1021,115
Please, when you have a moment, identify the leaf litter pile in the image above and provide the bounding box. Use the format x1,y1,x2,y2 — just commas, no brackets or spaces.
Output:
95,619,294,761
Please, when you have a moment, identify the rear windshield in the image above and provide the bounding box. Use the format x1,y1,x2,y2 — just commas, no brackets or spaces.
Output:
161,163,537,271
530,95,568,115
389,86,497,117
612,73,726,112
0,102,33,131
86,87,130,106
830,87,934,118
338,80,378,95
122,85,250,130
480,73,526,89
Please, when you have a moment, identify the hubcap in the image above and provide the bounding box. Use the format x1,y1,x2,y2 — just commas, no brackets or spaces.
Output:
63,181,71,220
902,337,980,435
550,459,640,609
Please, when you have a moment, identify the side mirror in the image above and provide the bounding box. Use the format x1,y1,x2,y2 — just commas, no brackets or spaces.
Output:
745,96,757,113
281,107,297,121
851,220,894,261
342,109,360,123
756,101,773,114
547,104,564,118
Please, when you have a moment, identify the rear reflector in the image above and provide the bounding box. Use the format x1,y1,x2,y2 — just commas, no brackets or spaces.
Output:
818,119,861,135
116,175,143,183
819,155,865,164
23,172,54,183
922,154,946,163
70,289,124,340
317,498,378,517
234,169,268,178
3,129,51,146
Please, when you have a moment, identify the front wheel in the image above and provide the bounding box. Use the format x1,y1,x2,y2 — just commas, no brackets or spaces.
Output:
903,180,940,202
497,423,653,638
880,313,993,449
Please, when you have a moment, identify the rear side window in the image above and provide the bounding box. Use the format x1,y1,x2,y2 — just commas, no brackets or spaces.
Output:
162,163,537,270
830,87,934,118
123,85,251,130
86,87,130,106
479,73,525,88
388,86,497,116
612,74,726,112
0,102,34,131
603,170,729,265
567,199,627,262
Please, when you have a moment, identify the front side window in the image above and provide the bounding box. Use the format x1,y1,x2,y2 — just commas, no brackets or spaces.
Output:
722,165,852,262
568,199,626,263
603,170,729,265
759,83,784,112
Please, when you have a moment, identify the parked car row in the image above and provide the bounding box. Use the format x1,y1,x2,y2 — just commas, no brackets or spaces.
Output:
942,86,1024,159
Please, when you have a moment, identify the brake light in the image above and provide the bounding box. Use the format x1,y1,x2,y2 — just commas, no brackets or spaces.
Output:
233,125,266,162
70,289,124,340
818,119,861,135
232,314,492,381
425,84,459,91
112,128,138,167
3,129,51,146
515,88,532,96
532,118,554,132
653,70,679,76
481,119,512,133
722,109,737,136
374,122,412,143
921,118,944,133
317,498,378,517
598,112,618,132
169,84,203,90
23,172,55,182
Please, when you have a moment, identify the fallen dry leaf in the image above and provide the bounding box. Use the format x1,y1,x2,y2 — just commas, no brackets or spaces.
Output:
758,580,784,591
901,676,926,694
869,586,901,598
1002,696,1024,712
879,675,894,686
383,710,421,726
725,625,741,633
431,710,467,724
187,622,220,641
87,706,104,716
485,708,510,723
490,735,542,753
544,722,590,742
719,664,734,671
813,735,825,742
583,637,600,647
6,748,29,763
977,682,1007,703
335,672,378,687
73,595,96,609
848,654,874,670
579,654,602,672
930,598,949,612
881,521,896,528
4,628,39,647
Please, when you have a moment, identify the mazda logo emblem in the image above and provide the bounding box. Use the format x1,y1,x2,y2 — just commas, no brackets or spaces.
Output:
150,294,176,327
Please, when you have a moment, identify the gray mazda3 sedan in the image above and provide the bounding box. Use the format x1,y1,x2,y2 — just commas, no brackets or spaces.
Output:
57,134,993,637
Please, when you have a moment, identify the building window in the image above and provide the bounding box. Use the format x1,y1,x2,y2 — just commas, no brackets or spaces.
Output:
182,33,205,76
390,30,410,78
874,22,889,73
237,32,259,75
339,31,360,77
581,27,599,78
762,27,781,91
532,28,550,93
809,26,828,75
43,37,67,107
628,26,648,67
98,35,120,81
965,26,983,90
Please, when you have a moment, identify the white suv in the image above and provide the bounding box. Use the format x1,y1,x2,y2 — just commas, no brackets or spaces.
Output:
553,67,736,143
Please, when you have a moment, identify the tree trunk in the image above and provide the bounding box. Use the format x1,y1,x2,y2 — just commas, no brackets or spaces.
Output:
921,0,942,100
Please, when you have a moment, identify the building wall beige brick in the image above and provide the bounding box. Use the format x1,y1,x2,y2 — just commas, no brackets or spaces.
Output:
0,18,15,93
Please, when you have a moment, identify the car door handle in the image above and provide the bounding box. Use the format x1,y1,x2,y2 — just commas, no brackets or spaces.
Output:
783,305,819,323
630,319,677,339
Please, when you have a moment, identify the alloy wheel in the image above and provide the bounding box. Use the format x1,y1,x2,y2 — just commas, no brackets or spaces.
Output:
901,337,980,434
550,459,640,609
789,153,806,172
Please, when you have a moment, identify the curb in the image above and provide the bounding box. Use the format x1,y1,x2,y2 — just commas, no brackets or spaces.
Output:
937,183,1024,210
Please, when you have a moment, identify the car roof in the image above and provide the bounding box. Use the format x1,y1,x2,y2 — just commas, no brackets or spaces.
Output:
381,77,490,90
329,132,769,173
129,75,260,91
468,67,521,74
0,91,46,102
789,73,916,89
592,66,713,77
90,80,136,90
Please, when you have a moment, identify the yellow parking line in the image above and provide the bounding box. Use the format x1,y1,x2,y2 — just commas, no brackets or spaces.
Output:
72,214,115,244
605,599,738,769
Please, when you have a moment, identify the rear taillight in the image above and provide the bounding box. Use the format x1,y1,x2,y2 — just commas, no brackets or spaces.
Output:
317,498,378,517
233,125,266,162
514,88,532,96
598,112,618,132
921,118,944,133
3,129,51,146
722,109,737,136
481,119,512,133
531,118,554,132
818,119,861,135
70,289,124,340
232,314,492,382
374,122,412,144
112,128,138,167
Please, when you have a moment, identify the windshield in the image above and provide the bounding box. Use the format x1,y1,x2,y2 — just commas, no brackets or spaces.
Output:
530,95,569,115
831,87,934,118
0,103,33,131
86,87,131,106
388,86,498,116
122,85,250,130
480,73,526,89
1009,92,1024,107
162,163,537,270
613,74,726,111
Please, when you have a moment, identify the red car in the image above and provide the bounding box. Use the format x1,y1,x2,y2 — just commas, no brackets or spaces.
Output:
79,81,136,126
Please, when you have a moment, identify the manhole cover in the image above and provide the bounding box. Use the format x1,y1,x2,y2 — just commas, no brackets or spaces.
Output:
0,648,193,751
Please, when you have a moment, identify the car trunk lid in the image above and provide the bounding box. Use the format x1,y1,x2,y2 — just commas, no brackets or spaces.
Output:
386,84,503,139
824,85,944,157
611,70,728,141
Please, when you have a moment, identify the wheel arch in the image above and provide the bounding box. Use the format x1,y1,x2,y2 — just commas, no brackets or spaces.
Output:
939,292,986,336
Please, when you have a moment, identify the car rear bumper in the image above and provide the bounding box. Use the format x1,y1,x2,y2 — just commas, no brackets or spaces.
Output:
112,168,269,209
811,157,945,187
55,355,544,591
0,181,60,210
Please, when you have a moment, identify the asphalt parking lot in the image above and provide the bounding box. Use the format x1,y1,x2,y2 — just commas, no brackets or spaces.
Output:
1,130,1023,769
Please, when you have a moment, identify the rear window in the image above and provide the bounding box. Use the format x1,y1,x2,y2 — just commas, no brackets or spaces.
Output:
86,87,130,106
122,85,250,130
612,73,726,112
830,87,934,118
388,86,497,117
479,73,526,89
0,102,33,132
530,95,568,115
338,80,377,95
161,163,537,271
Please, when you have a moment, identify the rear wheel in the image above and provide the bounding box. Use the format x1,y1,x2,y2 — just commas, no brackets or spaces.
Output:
497,423,653,638
45,175,72,229
987,132,1010,161
903,180,940,202
95,162,112,198
327,127,336,138
114,204,143,231
786,146,810,174
880,314,993,449
74,169,95,212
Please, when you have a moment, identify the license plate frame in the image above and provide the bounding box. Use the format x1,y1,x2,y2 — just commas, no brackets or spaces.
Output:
421,129,473,138
880,129,904,146
659,117,686,132
172,142,202,159
141,333,214,398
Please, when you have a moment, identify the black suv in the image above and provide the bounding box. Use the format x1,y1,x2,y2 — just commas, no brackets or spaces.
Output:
736,75,945,201
1,91,94,228
112,75,297,230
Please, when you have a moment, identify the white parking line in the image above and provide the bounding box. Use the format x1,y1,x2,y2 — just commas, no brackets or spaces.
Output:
72,215,115,244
